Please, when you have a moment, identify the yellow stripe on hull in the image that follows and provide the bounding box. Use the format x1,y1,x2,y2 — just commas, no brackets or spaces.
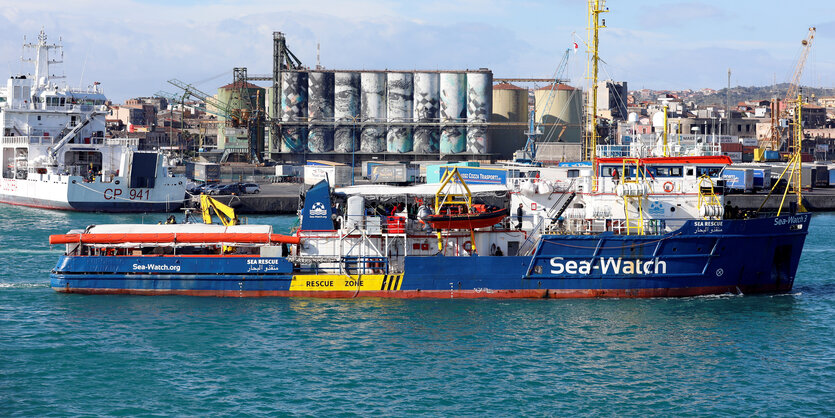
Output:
289,274,404,291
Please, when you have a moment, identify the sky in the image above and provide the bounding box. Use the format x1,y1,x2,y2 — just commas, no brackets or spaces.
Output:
1,0,834,103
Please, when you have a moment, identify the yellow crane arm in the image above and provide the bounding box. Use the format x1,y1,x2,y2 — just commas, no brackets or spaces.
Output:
200,194,239,226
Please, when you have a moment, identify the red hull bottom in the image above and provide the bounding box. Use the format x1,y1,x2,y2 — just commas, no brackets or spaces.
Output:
53,284,790,298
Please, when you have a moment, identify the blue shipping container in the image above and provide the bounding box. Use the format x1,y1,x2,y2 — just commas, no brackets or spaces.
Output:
764,150,780,161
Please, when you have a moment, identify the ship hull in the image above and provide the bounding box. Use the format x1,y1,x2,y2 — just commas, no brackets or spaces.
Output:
0,176,185,212
0,194,182,212
50,215,811,298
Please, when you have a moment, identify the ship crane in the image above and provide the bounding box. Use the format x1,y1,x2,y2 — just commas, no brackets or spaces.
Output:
761,27,815,152
47,111,96,165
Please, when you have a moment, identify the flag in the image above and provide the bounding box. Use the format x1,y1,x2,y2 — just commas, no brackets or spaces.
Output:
573,42,579,53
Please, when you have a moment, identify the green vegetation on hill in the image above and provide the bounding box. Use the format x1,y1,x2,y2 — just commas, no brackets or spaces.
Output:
690,83,835,106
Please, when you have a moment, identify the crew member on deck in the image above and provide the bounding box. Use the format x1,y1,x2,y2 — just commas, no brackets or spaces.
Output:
516,203,524,230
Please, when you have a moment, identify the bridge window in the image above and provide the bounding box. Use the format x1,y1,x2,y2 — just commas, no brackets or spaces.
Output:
653,166,683,177
600,166,617,176
697,166,722,177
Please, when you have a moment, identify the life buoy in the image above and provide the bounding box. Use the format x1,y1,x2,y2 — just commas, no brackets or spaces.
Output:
463,241,473,252
663,181,674,193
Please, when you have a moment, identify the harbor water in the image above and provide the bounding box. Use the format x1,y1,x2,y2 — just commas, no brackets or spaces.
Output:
1,206,833,415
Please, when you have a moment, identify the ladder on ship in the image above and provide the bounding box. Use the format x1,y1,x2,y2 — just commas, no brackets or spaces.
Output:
518,181,578,256
621,158,646,235
549,192,576,226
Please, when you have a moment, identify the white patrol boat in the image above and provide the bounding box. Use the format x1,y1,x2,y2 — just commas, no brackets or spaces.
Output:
0,31,185,212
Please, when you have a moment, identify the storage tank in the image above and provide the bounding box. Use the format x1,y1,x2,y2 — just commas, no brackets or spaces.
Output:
281,71,308,152
386,72,414,153
466,71,492,154
413,72,440,153
489,82,528,159
307,71,334,153
346,195,365,230
334,72,360,153
533,84,583,143
440,72,467,154
360,72,386,153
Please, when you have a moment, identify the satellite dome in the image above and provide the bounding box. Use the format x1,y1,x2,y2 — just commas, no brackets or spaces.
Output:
627,112,638,123
651,111,665,127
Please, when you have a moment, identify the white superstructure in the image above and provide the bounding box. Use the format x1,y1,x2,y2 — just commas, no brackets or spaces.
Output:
0,31,185,212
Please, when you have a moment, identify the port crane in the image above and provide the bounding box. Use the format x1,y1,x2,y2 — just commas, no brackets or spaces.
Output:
761,27,815,152
167,74,264,163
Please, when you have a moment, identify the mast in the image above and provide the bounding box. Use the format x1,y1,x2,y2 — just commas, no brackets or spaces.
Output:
22,29,64,90
587,0,607,166
793,93,804,211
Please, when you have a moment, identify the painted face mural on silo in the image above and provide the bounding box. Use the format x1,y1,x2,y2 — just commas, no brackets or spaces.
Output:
440,72,467,154
334,72,360,153
308,72,334,153
360,72,386,153
466,71,492,154
414,72,440,153
386,72,414,153
281,71,308,153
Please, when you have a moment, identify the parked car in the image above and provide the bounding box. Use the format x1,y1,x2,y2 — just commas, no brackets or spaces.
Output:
213,184,243,195
240,183,261,194
188,183,217,195
201,183,223,195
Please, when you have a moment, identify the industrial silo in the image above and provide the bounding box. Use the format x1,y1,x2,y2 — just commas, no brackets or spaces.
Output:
307,71,334,153
334,72,360,153
490,82,528,158
466,71,492,154
413,72,440,153
386,72,414,153
440,72,467,154
216,80,265,153
281,71,308,153
360,72,386,153
534,84,583,143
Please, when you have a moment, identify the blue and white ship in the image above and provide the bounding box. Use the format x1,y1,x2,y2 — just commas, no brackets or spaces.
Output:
49,156,811,298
